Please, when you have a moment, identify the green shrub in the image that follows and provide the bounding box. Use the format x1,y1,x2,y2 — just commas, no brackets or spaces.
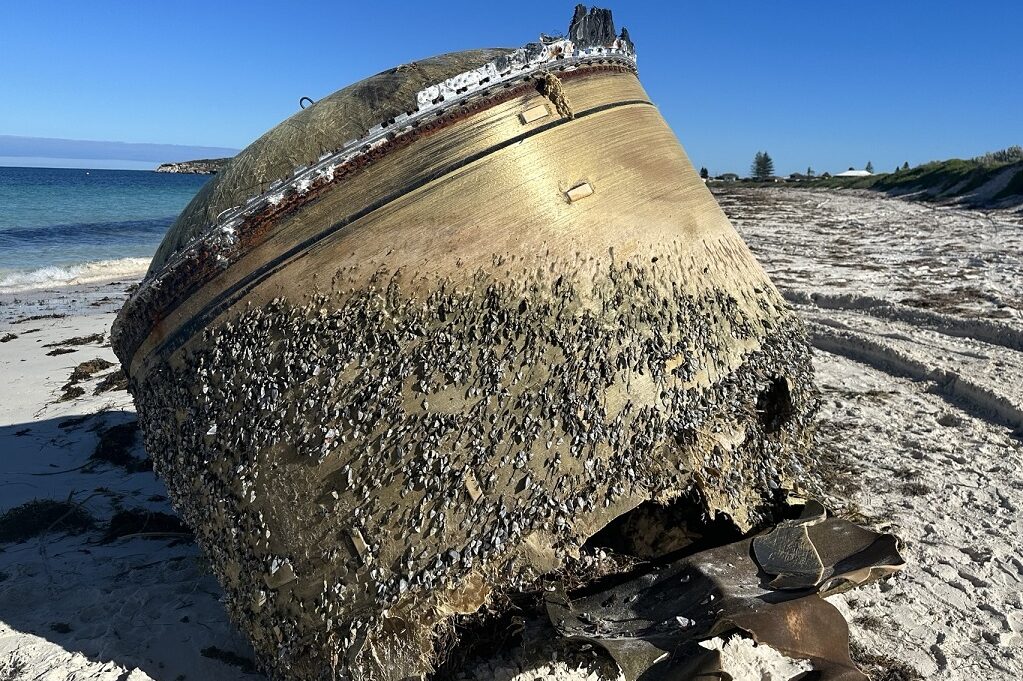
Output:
973,145,1023,165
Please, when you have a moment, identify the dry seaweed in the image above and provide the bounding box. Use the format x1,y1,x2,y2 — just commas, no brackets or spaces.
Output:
0,499,94,543
91,421,151,472
11,313,66,324
0,333,16,343
68,358,114,382
57,385,86,402
94,368,128,394
900,481,931,497
46,347,76,356
56,358,118,403
103,508,190,542
44,333,104,347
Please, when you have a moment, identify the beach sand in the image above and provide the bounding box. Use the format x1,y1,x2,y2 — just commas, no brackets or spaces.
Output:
1,187,1021,679
0,282,260,680
723,186,1023,679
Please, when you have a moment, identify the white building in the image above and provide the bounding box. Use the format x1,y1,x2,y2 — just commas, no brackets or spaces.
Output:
835,169,873,178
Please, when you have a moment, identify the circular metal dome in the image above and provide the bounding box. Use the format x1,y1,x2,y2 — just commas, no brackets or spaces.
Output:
150,49,513,272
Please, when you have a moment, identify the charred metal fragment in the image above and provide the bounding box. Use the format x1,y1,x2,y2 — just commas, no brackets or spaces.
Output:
568,4,622,51
545,504,903,680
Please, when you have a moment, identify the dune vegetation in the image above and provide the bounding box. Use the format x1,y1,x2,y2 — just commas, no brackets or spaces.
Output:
814,146,1023,208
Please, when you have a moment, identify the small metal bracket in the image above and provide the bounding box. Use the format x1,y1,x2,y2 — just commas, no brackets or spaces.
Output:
566,182,594,202
519,104,551,124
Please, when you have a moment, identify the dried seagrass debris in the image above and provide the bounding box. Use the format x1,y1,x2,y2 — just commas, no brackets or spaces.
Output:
57,357,116,402
93,368,128,394
11,313,66,325
57,384,86,401
42,331,103,347
91,421,151,472
67,357,115,382
0,498,94,543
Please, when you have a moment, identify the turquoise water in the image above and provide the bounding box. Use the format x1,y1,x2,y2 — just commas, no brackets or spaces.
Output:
0,166,209,291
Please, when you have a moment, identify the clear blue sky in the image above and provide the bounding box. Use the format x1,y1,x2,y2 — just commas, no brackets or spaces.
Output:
1,1,1020,175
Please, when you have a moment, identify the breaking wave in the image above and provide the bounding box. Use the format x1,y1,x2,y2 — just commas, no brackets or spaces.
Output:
0,257,151,293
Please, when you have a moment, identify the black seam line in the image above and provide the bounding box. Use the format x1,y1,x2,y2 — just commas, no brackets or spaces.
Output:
143,98,654,366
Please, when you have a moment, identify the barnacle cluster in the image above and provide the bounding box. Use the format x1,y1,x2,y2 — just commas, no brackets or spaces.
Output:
130,244,816,680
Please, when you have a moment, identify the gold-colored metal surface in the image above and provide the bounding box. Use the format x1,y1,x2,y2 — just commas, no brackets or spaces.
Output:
131,70,704,376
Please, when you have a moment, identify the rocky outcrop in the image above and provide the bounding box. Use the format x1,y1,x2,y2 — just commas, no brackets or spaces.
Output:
155,158,231,174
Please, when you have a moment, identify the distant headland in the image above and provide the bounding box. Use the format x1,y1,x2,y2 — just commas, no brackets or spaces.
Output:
155,158,231,174
0,135,238,171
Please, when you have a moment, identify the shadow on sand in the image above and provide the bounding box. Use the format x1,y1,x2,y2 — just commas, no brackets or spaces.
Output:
0,413,265,680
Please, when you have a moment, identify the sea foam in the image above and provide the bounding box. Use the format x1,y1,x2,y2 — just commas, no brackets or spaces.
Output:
0,257,150,293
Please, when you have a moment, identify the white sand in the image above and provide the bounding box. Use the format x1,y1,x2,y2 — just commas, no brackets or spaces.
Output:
722,186,1023,678
1,188,1021,679
0,281,260,680
700,636,812,680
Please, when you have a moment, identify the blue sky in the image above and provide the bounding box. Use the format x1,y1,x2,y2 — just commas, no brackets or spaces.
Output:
1,1,1020,175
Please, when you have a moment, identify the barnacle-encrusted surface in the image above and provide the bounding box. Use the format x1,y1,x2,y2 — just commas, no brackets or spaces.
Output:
131,246,816,680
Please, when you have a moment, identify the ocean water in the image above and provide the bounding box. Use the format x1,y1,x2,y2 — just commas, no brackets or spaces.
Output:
0,166,210,292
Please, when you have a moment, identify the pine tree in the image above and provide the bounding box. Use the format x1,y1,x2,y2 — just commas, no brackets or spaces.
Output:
865,161,874,173
751,152,775,181
807,166,815,178
903,161,910,170
699,167,709,180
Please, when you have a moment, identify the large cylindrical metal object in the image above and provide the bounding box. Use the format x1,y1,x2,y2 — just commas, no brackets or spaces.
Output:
114,35,816,681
